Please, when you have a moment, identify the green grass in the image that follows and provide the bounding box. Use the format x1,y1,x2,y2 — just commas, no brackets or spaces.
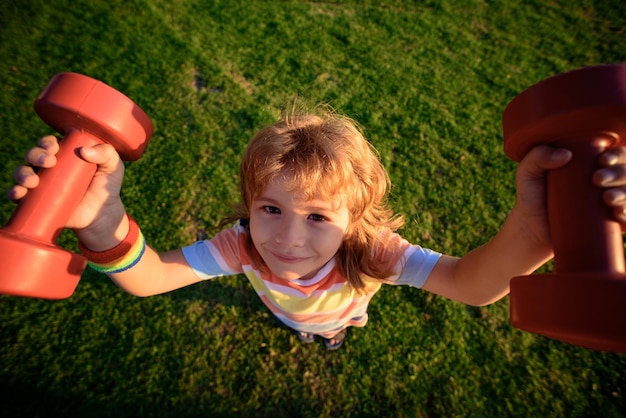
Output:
1,0,625,416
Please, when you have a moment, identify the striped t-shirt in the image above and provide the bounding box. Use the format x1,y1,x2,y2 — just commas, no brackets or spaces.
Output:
182,222,441,337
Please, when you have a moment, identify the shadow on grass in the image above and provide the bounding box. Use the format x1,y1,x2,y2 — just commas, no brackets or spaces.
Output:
0,273,322,417
0,381,323,418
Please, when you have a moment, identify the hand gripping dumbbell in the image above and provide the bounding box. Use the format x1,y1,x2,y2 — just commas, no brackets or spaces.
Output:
0,72,153,299
502,64,626,352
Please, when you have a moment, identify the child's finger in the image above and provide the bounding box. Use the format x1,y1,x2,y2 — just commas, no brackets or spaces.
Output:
598,146,626,168
603,187,626,207
6,185,28,202
612,205,626,228
38,135,60,154
7,166,39,202
593,164,626,187
12,166,39,189
24,146,57,168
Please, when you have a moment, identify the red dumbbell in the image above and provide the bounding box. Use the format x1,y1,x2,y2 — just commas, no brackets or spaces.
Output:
502,64,626,352
0,72,153,299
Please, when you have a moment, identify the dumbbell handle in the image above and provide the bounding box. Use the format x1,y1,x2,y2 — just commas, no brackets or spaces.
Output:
4,128,101,243
547,134,625,274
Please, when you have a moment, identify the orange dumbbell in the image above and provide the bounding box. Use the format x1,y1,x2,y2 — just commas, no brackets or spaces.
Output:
503,64,626,352
0,73,153,299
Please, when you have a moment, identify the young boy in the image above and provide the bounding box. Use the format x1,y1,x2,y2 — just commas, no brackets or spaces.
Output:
9,110,626,349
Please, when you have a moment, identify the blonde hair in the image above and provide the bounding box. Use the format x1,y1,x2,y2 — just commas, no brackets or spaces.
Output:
233,107,404,291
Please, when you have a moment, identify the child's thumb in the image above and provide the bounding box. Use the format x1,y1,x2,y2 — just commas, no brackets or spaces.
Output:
79,144,122,174
519,145,572,179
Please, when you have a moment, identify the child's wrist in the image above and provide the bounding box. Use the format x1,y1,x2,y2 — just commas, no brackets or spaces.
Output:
78,215,146,274
75,212,130,252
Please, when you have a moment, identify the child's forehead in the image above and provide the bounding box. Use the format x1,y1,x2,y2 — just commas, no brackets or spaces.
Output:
258,176,347,209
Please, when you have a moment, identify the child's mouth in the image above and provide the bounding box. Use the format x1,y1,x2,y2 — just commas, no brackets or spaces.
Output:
270,251,310,264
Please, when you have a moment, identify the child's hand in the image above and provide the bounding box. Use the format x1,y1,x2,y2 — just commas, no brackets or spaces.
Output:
514,145,626,248
7,135,128,250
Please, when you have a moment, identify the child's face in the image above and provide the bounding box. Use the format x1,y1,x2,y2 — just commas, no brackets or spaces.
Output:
249,178,350,281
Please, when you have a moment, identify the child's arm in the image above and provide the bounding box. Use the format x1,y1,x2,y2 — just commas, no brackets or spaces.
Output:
9,136,203,296
102,242,203,297
422,145,626,306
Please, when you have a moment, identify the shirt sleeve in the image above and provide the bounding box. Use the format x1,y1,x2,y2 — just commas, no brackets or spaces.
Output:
376,232,442,288
181,224,244,280
388,245,441,288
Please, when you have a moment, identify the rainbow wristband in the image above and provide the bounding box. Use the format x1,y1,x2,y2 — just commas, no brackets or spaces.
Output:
78,215,146,274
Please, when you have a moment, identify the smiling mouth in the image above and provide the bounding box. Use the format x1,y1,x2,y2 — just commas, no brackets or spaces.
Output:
269,251,310,264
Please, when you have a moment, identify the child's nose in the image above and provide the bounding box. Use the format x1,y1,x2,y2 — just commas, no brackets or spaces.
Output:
275,218,305,247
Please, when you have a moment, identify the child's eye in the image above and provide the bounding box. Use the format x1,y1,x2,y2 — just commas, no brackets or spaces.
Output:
308,213,328,222
263,206,281,215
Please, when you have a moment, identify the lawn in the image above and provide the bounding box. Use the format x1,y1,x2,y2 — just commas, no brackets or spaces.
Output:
0,0,625,416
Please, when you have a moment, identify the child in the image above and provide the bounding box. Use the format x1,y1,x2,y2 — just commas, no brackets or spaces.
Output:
9,108,626,350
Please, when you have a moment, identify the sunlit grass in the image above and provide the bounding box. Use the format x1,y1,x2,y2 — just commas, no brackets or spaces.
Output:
0,0,625,416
